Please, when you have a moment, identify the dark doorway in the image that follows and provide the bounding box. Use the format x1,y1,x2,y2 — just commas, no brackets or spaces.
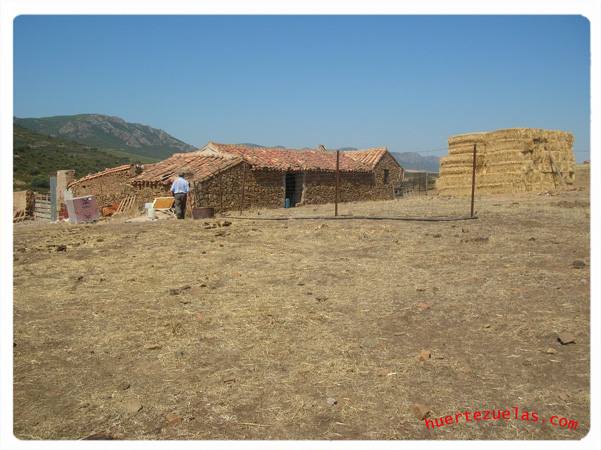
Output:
284,172,303,207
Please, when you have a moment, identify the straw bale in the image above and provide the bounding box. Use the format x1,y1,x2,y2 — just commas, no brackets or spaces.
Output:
437,128,575,195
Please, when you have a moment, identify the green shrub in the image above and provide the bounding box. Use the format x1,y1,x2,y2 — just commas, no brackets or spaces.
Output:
31,176,50,190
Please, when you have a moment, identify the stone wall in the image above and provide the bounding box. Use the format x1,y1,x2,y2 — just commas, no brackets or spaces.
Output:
303,171,371,204
193,161,404,212
302,153,403,204
247,169,286,209
70,168,137,207
132,185,172,209
194,164,284,212
131,165,274,217
372,152,404,199
437,128,576,195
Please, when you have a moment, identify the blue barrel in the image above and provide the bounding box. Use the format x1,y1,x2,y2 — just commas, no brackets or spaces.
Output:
284,198,291,208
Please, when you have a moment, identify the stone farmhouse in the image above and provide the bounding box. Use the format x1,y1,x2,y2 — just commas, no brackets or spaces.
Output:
67,142,405,215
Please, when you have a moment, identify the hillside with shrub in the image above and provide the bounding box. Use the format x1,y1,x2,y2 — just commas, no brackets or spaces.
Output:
13,125,147,192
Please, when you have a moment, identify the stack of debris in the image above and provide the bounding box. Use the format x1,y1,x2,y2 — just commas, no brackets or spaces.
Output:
436,128,575,195
101,195,137,217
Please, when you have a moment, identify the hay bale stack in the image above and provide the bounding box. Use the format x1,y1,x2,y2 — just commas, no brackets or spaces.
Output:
437,128,575,195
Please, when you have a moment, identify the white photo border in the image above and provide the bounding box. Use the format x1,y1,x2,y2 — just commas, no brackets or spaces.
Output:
1,1,598,450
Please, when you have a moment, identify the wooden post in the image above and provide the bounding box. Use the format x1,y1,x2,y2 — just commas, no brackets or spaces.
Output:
470,143,477,217
186,189,193,219
219,175,224,211
239,163,247,216
425,172,428,196
335,150,340,216
49,176,57,222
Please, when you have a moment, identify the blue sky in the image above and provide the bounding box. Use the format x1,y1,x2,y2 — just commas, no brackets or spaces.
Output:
13,15,590,160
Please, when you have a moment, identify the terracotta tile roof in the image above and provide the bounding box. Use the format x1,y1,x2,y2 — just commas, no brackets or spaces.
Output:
140,162,157,171
131,152,243,185
343,148,389,169
68,164,133,188
207,142,372,172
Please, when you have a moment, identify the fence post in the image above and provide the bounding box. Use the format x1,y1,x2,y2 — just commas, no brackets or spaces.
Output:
470,144,477,217
239,163,247,216
335,150,340,216
186,188,193,218
49,176,57,222
219,175,224,211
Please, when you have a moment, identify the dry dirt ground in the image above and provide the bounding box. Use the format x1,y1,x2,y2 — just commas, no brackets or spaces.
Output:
13,183,590,440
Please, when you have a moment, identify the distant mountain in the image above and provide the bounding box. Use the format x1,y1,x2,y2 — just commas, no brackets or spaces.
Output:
236,144,364,152
391,152,440,173
237,142,286,149
15,114,195,160
13,125,149,192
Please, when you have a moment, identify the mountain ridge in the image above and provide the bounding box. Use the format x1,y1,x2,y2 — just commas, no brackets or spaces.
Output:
390,152,440,172
14,114,195,160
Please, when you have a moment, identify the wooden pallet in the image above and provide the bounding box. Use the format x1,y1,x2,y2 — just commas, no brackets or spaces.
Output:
33,195,52,221
113,195,136,215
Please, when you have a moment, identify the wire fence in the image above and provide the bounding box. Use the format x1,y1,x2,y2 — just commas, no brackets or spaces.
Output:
396,171,439,198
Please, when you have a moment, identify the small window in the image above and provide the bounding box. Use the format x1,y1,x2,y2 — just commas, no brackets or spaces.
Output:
383,169,389,184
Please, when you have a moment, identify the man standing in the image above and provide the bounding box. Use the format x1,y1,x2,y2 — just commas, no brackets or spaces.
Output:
170,172,190,219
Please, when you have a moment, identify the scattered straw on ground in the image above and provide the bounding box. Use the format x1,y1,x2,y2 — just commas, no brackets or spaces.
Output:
13,184,589,440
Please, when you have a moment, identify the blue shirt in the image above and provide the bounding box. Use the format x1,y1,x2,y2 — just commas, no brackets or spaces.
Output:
170,177,190,194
